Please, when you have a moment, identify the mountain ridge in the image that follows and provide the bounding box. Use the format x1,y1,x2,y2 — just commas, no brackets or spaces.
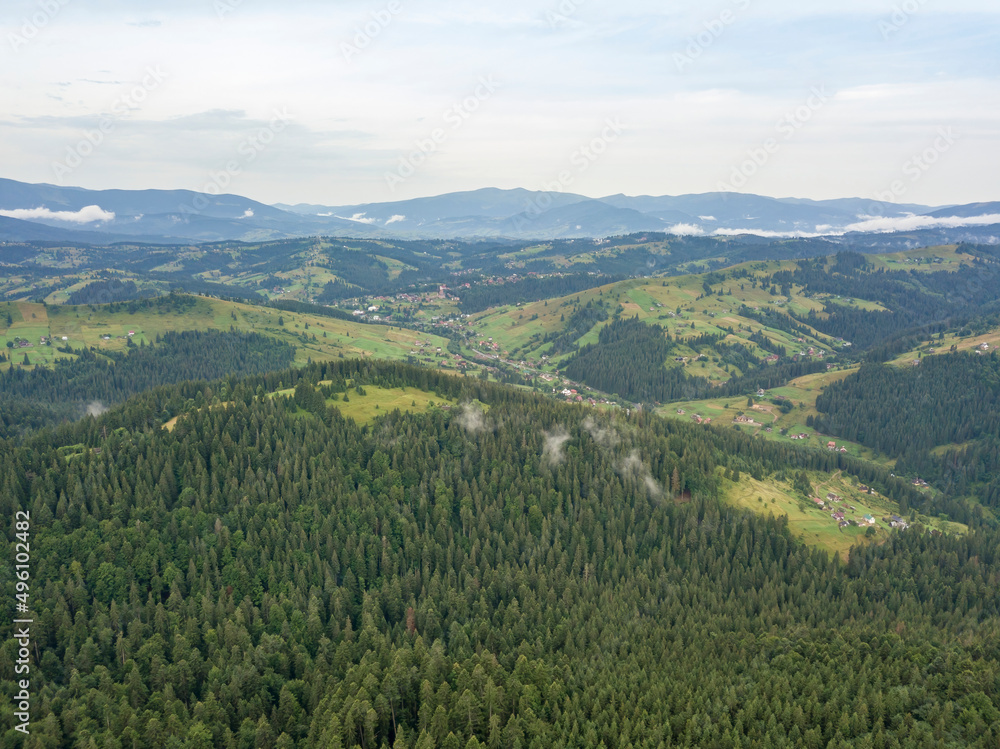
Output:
2,177,998,245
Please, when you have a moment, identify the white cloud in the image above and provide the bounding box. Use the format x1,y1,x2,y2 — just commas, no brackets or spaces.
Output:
582,416,619,449
843,213,1000,234
338,212,377,224
0,205,115,224
86,401,109,417
698,215,716,221
456,402,486,433
384,214,406,225
542,427,571,466
667,223,706,236
712,227,829,238
241,208,255,218
709,213,1000,238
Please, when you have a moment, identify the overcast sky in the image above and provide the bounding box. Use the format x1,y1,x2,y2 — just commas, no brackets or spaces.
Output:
1,0,998,207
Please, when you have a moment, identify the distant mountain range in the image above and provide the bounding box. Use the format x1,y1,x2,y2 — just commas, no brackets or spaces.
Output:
1,178,998,245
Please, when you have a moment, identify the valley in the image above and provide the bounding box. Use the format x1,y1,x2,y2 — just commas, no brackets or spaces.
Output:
3,232,1000,747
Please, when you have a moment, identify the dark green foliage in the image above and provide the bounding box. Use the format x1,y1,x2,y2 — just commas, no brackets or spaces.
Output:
456,275,621,313
816,351,1000,508
564,317,707,403
0,329,295,437
267,299,368,324
779,258,1000,350
0,359,997,747
542,299,610,355
66,279,155,305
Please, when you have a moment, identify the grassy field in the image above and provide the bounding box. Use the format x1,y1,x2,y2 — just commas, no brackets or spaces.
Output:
725,471,966,560
170,384,461,432
0,297,451,372
657,366,897,463
465,245,976,378
465,260,847,379
866,244,970,271
329,385,459,424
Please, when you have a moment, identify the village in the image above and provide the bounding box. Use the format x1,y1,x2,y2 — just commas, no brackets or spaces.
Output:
810,490,910,531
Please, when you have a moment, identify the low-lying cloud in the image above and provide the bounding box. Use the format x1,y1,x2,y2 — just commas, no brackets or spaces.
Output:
0,205,115,224
704,212,1000,239
666,223,706,236
339,212,377,224
844,213,1000,234
582,416,620,449
712,227,829,239
542,427,571,466
456,401,486,434
619,449,662,497
86,400,109,417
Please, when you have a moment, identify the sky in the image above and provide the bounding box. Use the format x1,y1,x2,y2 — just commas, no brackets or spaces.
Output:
1,0,998,208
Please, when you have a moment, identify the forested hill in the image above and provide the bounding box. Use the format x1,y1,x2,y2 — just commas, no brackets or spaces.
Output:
815,351,1000,506
0,329,295,437
779,251,1000,351
1,359,998,746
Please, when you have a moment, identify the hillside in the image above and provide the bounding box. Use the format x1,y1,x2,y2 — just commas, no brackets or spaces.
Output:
1,359,998,747
0,295,450,374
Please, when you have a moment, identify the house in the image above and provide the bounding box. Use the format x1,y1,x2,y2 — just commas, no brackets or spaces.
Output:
813,498,825,506
839,520,851,528
757,388,766,397
862,514,875,525
890,515,909,529
827,441,836,450
826,493,840,502
840,447,848,453
833,512,845,521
